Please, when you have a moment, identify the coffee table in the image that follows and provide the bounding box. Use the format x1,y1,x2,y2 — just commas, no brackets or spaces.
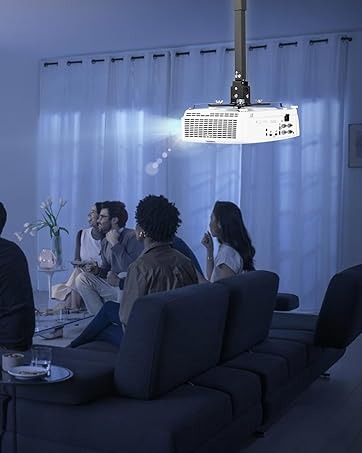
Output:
34,312,94,339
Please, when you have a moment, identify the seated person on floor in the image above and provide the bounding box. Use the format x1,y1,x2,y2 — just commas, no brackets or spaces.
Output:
75,200,143,315
52,202,104,310
0,202,35,350
201,200,255,282
70,194,199,348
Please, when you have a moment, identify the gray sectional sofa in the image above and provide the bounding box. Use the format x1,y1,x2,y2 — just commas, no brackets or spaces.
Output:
1,265,361,453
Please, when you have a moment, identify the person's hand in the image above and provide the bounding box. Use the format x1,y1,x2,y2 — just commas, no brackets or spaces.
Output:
107,271,120,287
201,231,214,254
84,262,98,274
106,229,120,247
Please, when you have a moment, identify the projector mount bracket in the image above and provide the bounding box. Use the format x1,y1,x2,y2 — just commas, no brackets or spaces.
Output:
231,0,251,107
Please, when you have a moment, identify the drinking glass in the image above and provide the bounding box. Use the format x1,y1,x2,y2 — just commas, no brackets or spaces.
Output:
31,346,52,375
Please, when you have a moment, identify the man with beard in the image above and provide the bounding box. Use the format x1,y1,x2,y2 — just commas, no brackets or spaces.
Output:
75,201,143,315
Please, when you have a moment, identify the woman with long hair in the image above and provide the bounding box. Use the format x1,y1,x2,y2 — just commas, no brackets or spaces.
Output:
201,201,255,282
52,202,104,309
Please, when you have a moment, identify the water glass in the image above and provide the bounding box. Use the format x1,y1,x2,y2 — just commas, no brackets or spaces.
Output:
31,346,52,375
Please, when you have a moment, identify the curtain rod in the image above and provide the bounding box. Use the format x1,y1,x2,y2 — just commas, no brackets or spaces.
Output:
42,35,353,68
279,41,298,48
249,44,267,51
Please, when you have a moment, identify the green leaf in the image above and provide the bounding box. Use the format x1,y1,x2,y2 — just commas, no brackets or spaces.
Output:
59,227,69,235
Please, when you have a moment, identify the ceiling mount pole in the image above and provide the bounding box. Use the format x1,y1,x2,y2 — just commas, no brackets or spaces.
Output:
230,0,250,106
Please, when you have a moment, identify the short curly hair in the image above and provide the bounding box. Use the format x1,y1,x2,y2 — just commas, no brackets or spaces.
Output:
135,195,181,242
0,202,7,235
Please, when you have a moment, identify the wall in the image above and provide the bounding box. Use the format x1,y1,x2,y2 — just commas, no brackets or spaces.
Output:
0,0,361,284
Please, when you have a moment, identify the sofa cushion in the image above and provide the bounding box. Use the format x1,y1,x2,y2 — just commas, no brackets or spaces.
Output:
269,329,322,364
314,264,362,348
271,312,318,331
216,271,279,361
16,384,232,453
224,351,289,396
9,347,117,404
114,283,229,399
252,339,308,377
190,366,262,419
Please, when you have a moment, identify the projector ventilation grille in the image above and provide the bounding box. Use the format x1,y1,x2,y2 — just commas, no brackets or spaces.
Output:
184,111,238,140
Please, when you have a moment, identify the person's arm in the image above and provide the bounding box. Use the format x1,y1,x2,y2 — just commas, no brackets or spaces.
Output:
119,266,148,328
111,232,143,272
201,231,214,280
98,240,111,278
74,230,82,261
213,263,236,281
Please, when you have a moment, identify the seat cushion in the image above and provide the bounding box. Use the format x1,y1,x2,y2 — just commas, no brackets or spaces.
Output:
15,384,232,453
223,351,289,396
10,347,117,404
252,339,308,377
269,329,322,364
190,366,262,419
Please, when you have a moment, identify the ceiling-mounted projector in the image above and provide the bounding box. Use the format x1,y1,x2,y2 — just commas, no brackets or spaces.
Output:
181,0,300,145
182,104,299,144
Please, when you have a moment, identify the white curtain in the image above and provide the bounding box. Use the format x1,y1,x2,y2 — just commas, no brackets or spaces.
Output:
38,52,170,269
37,34,350,310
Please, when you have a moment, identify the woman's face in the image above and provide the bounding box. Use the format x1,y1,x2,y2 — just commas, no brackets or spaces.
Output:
209,212,220,238
88,205,99,228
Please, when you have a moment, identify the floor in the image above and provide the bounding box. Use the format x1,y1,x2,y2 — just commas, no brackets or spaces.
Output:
33,290,92,347
240,334,362,453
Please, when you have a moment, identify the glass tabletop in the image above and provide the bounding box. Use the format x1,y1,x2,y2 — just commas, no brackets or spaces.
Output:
35,312,94,335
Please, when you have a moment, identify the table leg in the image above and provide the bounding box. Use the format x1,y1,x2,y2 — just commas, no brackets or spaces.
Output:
47,272,54,309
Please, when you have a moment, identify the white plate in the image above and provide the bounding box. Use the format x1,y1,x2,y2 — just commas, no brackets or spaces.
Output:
7,365,48,379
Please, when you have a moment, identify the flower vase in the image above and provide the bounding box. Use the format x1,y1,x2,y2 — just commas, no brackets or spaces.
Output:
52,235,63,267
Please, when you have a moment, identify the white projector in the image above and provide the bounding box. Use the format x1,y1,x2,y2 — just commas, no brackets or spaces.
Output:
182,104,300,144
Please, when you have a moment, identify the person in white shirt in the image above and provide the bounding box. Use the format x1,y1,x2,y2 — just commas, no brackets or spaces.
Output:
201,201,255,282
52,203,104,309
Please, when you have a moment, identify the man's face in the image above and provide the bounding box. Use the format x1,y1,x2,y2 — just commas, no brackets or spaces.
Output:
97,208,112,233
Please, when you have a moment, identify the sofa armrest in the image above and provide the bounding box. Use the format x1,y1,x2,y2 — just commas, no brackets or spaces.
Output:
274,293,299,311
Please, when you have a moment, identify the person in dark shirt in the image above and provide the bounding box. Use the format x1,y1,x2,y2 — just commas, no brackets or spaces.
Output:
70,195,198,348
0,202,35,350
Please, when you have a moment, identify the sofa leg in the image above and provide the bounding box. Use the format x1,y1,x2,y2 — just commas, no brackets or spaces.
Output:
320,372,330,379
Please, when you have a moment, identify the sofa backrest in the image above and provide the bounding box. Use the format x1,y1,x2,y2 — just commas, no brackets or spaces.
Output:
114,283,229,399
216,271,279,362
314,264,362,348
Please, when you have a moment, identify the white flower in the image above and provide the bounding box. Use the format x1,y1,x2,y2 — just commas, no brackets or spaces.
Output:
59,198,67,208
16,196,69,241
